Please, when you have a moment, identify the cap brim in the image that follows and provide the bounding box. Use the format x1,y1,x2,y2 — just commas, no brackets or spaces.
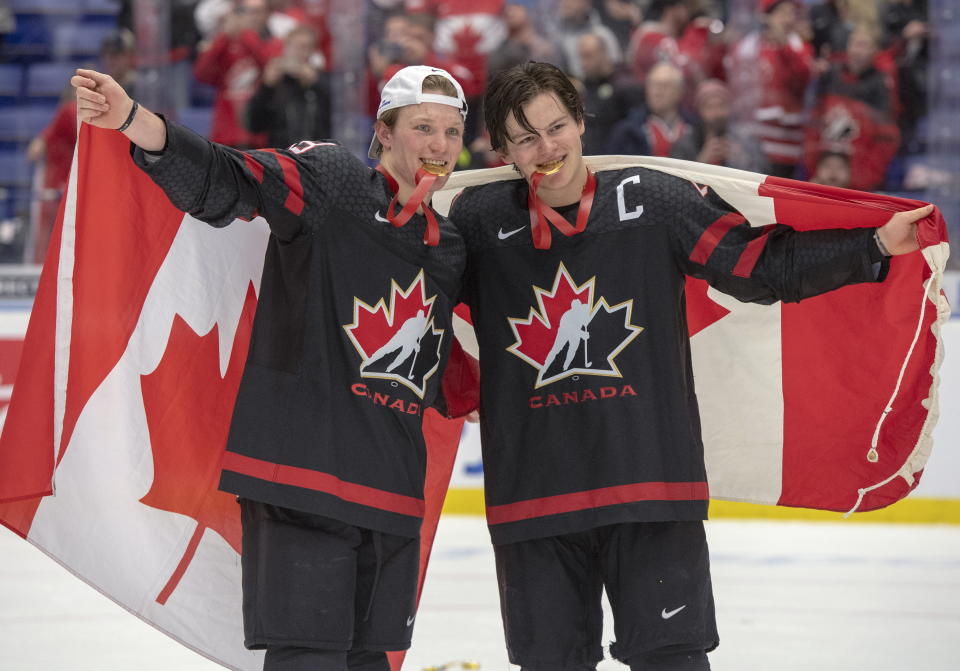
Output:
368,135,381,160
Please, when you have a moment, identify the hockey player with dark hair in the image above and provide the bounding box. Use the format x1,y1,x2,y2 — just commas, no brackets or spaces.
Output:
71,64,468,671
450,61,933,671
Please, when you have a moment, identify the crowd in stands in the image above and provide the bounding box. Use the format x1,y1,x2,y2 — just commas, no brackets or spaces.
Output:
0,0,933,264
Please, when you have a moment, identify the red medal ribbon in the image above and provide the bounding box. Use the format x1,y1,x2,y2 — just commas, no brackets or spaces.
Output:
527,169,597,250
375,165,441,246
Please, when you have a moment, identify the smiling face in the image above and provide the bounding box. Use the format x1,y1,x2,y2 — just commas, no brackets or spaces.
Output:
498,92,587,206
376,99,465,195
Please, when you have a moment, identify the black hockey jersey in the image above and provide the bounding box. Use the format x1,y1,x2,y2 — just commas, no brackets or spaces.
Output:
133,120,465,538
451,167,886,545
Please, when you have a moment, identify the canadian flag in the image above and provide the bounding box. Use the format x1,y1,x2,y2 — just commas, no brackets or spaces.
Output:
0,130,949,669
0,126,463,669
436,155,950,515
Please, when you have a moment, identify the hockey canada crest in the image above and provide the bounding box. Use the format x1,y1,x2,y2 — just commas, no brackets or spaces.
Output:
507,263,644,389
343,270,443,399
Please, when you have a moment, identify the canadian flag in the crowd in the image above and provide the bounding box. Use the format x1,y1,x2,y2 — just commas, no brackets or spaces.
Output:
405,0,507,55
437,155,950,515
0,126,463,670
0,129,949,670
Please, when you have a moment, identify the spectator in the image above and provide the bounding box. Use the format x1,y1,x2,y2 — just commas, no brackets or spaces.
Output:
804,23,900,191
575,31,640,155
883,0,928,147
677,0,727,84
605,61,697,157
679,78,769,172
267,0,333,69
553,0,622,80
246,24,331,148
727,0,813,178
627,0,690,85
596,0,643,52
810,150,852,188
809,0,880,61
486,2,559,80
809,0,853,60
193,0,283,148
818,23,896,114
118,1,201,110
405,0,507,61
26,29,139,263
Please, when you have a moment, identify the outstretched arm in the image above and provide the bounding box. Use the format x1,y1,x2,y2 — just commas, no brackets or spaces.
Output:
71,68,166,152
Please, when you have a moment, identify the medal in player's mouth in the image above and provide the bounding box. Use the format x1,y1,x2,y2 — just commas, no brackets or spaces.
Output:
420,158,450,176
535,159,565,175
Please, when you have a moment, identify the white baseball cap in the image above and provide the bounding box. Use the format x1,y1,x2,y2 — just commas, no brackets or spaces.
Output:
368,65,468,159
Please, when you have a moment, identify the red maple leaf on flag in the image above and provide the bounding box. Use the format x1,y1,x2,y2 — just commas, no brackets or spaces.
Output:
139,283,257,605
452,22,483,55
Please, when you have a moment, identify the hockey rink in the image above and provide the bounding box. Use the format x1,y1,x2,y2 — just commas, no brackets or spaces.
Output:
2,515,959,671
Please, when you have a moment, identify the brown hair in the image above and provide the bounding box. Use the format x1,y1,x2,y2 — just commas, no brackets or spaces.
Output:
378,74,460,129
484,61,583,152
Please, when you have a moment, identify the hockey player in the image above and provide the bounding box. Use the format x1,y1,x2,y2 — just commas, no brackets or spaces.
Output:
449,61,932,671
72,64,468,671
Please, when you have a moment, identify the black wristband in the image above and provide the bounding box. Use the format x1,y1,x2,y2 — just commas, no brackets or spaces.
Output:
116,100,139,132
873,229,892,257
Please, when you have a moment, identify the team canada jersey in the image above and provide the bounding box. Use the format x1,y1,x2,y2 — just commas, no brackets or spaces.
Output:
450,168,886,545
133,120,465,538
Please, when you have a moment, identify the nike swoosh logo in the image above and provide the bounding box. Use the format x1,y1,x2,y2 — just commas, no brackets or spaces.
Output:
498,226,525,240
406,615,416,626
661,605,687,619
374,211,390,223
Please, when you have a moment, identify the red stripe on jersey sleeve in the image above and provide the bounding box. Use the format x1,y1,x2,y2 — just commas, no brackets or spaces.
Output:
262,149,305,215
222,452,425,518
485,481,709,525
689,212,746,265
243,154,265,183
732,226,773,278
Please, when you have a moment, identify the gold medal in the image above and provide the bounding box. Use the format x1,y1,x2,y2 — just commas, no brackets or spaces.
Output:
535,160,564,175
420,162,449,176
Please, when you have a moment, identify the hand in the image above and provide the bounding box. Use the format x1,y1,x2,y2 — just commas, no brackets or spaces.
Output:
464,410,480,423
71,68,133,130
903,20,927,41
876,204,935,256
294,62,318,87
71,67,166,151
696,136,729,165
262,57,284,86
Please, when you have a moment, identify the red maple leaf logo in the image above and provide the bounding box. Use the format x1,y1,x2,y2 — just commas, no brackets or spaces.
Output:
507,263,644,389
342,270,444,398
452,22,483,55
139,283,257,605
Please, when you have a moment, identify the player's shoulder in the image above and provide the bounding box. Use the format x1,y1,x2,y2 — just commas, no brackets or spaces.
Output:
450,179,526,226
283,139,357,166
449,179,527,247
596,165,709,205
452,179,522,214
